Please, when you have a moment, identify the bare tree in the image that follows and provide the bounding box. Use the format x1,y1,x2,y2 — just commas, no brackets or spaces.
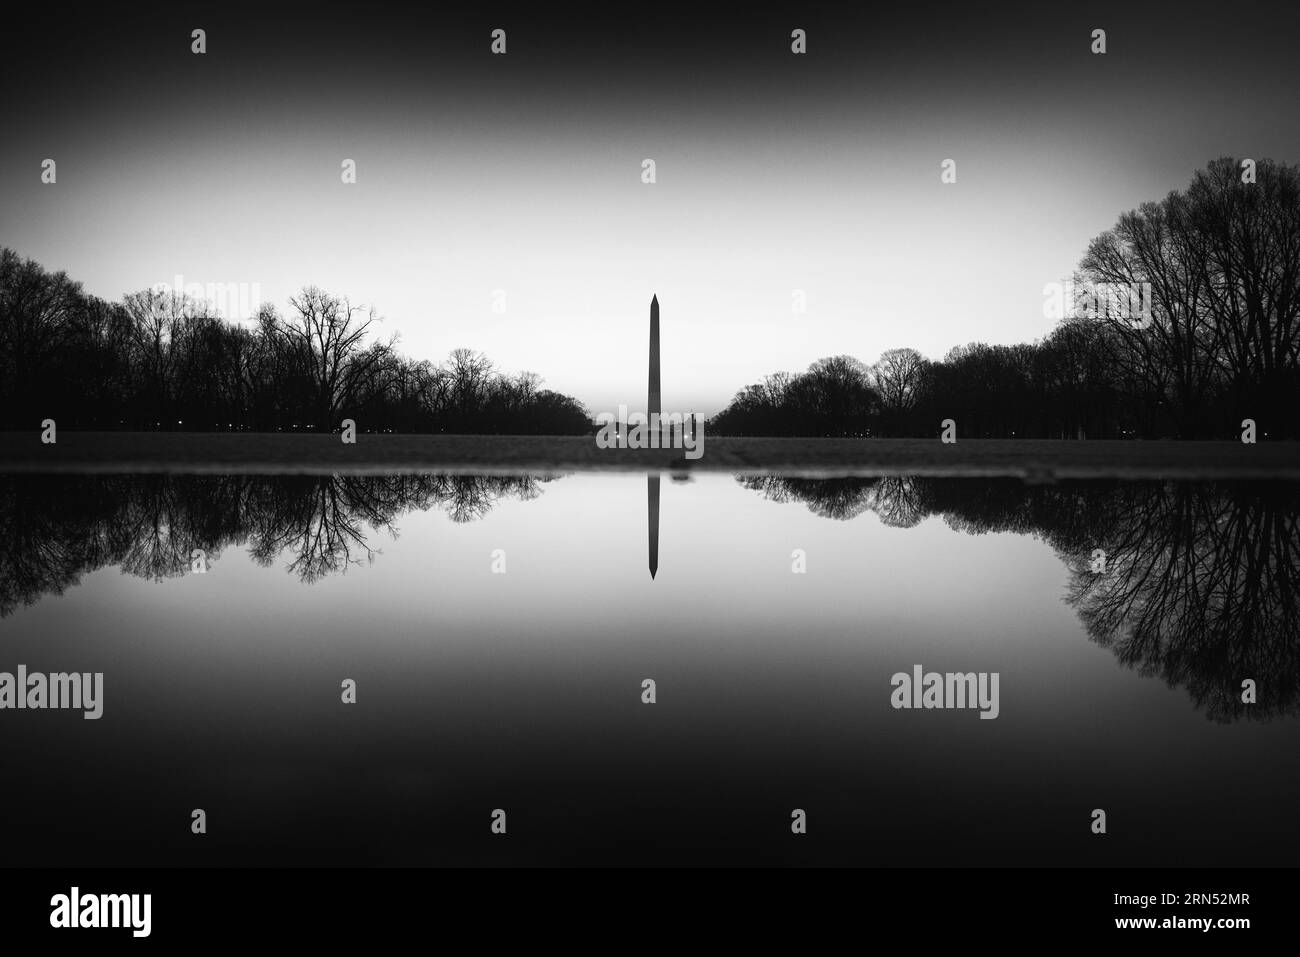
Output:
121,286,209,427
1078,157,1300,435
0,248,83,424
445,347,495,419
283,286,394,428
869,348,927,419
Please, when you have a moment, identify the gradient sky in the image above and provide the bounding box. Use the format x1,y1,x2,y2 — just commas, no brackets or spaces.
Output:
3,1,1299,415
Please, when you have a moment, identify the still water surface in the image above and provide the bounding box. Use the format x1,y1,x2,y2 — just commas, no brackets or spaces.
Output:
2,472,1296,865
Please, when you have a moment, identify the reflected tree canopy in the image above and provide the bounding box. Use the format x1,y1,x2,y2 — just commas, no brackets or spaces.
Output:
0,473,559,606
741,475,1300,722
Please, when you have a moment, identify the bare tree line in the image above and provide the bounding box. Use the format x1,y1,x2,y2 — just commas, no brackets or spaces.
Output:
714,158,1300,439
0,259,591,434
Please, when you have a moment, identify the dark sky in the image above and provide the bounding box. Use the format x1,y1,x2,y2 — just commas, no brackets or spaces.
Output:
3,1,1298,413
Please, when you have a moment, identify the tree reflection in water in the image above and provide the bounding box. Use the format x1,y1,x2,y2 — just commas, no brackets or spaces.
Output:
0,473,559,602
740,475,1300,722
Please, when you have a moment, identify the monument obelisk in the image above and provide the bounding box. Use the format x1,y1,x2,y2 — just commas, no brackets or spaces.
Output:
648,295,661,423
648,294,660,580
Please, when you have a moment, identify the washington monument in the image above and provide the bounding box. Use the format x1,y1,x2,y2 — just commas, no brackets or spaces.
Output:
648,294,660,580
648,294,660,419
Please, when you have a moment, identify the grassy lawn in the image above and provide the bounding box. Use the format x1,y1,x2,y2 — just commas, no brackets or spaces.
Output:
2,431,1299,477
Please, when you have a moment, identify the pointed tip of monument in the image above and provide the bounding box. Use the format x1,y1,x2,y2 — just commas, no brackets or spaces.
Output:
650,567,658,580
651,294,658,305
